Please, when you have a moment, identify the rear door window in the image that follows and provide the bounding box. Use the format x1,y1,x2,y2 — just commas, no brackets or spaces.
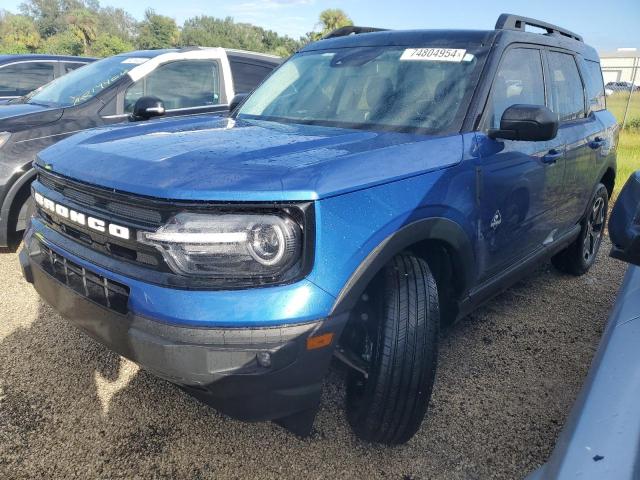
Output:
547,51,586,121
125,60,221,112
486,48,546,129
0,61,55,97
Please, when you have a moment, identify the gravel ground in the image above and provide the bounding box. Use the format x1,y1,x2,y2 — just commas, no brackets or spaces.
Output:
0,238,626,480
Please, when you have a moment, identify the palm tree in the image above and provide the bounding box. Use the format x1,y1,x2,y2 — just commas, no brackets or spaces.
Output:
313,9,353,40
66,9,98,50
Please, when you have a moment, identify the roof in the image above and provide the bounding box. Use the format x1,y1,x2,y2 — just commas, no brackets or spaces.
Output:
113,49,177,59
599,49,640,59
300,27,599,61
113,47,281,64
225,49,283,64
301,29,497,52
0,53,96,63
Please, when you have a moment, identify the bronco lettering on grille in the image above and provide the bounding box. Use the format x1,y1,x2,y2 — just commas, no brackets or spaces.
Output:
34,192,131,240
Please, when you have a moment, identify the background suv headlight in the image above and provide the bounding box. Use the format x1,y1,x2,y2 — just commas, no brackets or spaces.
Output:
139,211,304,281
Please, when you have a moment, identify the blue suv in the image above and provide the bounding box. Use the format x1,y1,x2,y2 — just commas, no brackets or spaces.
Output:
20,14,617,444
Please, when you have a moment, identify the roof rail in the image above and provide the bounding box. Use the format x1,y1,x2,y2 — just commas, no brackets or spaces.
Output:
495,13,583,42
322,26,388,40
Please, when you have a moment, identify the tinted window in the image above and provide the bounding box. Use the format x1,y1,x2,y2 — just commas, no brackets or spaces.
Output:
230,61,273,94
583,60,606,112
0,61,55,97
548,51,586,121
487,48,545,129
62,62,88,74
125,60,220,112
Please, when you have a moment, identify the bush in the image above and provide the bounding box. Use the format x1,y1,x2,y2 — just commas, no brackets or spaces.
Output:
624,117,640,131
89,34,134,57
38,30,84,55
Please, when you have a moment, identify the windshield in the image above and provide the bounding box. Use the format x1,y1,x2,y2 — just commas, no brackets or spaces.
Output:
238,45,486,134
26,55,148,107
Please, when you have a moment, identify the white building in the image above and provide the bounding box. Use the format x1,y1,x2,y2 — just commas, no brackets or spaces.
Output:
599,48,640,85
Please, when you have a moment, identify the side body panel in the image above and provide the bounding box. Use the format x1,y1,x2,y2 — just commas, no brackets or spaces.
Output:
309,133,477,301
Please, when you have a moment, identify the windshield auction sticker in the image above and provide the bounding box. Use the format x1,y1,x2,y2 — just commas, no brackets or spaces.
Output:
121,57,149,65
400,48,467,62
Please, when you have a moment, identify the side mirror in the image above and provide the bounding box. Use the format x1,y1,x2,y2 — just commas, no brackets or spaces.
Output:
609,171,640,267
132,96,165,121
230,93,248,112
489,104,558,142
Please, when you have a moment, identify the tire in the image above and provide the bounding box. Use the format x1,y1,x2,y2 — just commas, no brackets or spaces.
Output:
346,254,439,445
551,183,608,276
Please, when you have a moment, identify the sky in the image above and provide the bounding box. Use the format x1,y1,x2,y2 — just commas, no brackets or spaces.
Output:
3,0,639,51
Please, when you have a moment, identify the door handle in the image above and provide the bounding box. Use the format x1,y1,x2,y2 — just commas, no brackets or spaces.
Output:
589,137,605,149
542,148,563,164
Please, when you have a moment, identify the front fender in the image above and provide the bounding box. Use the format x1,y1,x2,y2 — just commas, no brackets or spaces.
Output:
330,217,475,315
0,166,36,246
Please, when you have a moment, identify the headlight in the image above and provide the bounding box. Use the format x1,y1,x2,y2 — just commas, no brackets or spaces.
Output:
138,212,303,280
0,132,11,148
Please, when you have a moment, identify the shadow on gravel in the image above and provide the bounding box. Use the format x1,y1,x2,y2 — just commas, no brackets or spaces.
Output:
0,247,624,479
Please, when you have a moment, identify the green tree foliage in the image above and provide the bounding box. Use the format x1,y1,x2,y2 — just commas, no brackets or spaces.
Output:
19,0,85,38
136,9,179,49
0,12,42,53
66,8,98,48
181,16,301,55
0,3,352,58
95,6,137,42
38,29,83,55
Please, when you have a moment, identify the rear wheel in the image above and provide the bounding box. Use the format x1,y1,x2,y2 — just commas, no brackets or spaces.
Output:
551,183,608,276
345,254,439,445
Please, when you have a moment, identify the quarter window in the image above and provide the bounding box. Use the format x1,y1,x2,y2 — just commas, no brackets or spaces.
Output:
125,60,221,112
0,61,55,97
487,48,546,129
547,51,586,121
582,60,606,112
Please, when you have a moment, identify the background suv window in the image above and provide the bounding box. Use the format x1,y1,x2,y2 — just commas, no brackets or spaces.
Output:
0,61,55,97
487,48,545,129
125,60,220,112
547,51,586,121
62,62,87,74
230,61,273,94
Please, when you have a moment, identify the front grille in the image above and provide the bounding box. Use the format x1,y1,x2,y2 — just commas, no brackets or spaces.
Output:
40,243,130,314
34,169,169,271
38,171,162,225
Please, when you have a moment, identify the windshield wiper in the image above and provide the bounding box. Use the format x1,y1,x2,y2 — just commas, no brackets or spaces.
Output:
27,100,58,108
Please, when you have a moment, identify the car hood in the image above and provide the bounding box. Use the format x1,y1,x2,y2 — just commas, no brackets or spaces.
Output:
37,115,463,201
0,102,63,129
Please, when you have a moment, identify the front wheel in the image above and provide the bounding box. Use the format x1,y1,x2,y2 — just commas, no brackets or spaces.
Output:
345,254,439,445
551,183,608,276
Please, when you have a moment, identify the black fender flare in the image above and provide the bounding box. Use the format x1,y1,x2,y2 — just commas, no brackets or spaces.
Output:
0,167,36,244
330,217,476,315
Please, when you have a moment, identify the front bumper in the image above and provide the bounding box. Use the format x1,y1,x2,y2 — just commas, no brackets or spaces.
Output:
20,232,348,424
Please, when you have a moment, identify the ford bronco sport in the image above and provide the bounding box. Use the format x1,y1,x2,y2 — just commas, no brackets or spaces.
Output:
20,14,617,444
